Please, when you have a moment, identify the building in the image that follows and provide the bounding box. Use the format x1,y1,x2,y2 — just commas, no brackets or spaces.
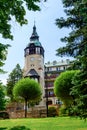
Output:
23,24,70,108
23,24,45,107
6,24,71,118
44,60,70,106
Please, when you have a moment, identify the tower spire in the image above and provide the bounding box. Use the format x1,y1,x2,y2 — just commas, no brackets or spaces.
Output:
33,22,36,35
30,22,39,41
34,20,35,26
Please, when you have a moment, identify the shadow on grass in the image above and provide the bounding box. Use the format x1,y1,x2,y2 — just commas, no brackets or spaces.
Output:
0,128,7,130
9,126,31,130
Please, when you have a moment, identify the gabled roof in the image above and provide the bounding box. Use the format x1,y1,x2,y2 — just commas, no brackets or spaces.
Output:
26,69,39,77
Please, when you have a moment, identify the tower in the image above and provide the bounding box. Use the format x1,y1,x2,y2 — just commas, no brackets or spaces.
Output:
24,24,45,106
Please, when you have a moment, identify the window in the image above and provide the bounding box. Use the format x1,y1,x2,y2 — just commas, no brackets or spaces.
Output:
48,90,54,96
56,67,60,71
31,64,34,67
63,66,66,70
49,67,52,71
25,49,29,55
36,47,40,54
29,47,35,54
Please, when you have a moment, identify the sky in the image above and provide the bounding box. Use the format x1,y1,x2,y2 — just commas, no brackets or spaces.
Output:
0,0,71,84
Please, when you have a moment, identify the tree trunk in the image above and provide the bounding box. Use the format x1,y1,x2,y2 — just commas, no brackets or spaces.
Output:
25,99,27,118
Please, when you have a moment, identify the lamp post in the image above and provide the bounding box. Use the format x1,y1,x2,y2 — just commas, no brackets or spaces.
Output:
45,72,48,117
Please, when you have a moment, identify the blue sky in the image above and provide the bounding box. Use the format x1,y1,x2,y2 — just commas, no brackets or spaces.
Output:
0,0,71,84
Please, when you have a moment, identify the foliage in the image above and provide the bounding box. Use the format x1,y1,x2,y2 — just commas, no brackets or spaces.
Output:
71,70,87,119
0,0,42,40
0,82,6,110
6,64,23,101
56,0,87,119
48,106,58,117
59,106,68,117
54,70,78,107
13,78,42,117
56,0,86,58
0,111,9,119
0,43,10,73
9,126,30,130
59,105,77,117
0,0,45,71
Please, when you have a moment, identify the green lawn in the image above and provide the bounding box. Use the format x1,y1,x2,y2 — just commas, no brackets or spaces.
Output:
0,117,87,130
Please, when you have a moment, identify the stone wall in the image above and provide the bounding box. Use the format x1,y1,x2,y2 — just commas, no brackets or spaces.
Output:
8,109,47,119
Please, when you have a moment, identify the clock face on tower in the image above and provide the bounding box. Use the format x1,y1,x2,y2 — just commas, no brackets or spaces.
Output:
30,57,34,61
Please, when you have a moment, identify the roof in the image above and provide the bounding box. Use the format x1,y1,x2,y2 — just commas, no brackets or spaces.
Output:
45,59,70,67
27,40,42,47
26,69,39,77
34,41,41,46
26,24,42,47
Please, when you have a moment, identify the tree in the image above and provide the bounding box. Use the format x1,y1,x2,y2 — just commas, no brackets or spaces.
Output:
0,0,46,71
13,78,42,118
54,70,77,107
71,67,87,119
56,0,87,119
7,64,23,101
0,82,6,110
0,44,10,73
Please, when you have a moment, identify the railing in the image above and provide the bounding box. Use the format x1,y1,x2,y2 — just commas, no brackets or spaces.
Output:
45,84,54,88
44,94,55,97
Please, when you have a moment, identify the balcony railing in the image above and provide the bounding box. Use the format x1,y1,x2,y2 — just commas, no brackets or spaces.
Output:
44,94,55,98
45,84,53,88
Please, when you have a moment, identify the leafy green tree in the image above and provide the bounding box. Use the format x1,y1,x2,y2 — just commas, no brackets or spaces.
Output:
0,44,10,73
54,70,78,107
56,0,87,119
0,82,6,110
71,68,87,119
0,0,42,40
13,78,42,118
7,64,23,101
0,0,45,72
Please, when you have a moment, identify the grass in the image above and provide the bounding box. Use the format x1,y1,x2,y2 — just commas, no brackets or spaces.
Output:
0,117,87,130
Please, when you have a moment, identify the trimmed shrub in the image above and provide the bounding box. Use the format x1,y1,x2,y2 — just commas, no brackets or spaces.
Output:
48,106,58,117
59,106,68,116
0,111,9,119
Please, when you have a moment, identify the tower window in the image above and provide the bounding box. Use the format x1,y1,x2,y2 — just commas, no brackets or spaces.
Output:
25,49,29,56
29,47,35,54
36,47,40,54
31,64,34,67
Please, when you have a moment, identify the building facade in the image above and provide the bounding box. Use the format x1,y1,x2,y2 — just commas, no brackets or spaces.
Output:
44,60,70,106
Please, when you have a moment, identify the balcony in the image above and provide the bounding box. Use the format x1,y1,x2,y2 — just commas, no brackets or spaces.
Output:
44,94,55,98
45,84,54,88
